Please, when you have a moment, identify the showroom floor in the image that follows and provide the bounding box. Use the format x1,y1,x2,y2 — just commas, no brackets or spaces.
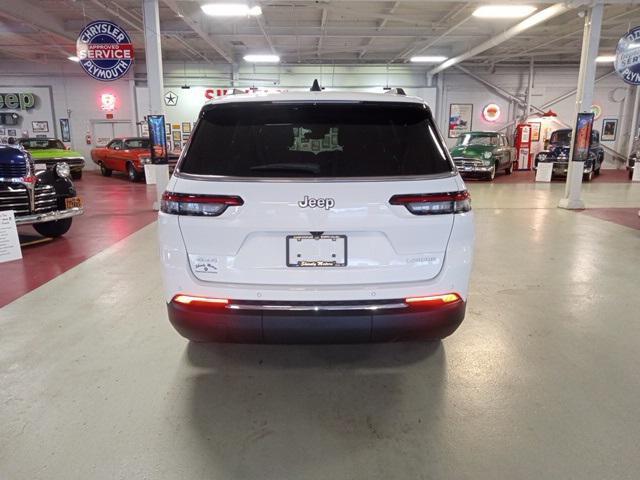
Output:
1,172,639,479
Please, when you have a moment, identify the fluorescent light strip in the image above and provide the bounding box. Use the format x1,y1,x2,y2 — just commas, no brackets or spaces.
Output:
68,56,80,62
201,3,262,17
410,56,448,63
243,54,280,63
595,55,616,63
473,5,537,19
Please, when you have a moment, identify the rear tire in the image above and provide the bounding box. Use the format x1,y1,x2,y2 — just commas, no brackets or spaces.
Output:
71,170,82,180
100,163,112,177
505,162,514,175
583,169,594,182
33,218,72,238
127,162,141,182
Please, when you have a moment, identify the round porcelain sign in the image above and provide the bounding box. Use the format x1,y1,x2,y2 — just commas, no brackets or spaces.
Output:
614,26,640,85
482,103,501,122
76,20,134,82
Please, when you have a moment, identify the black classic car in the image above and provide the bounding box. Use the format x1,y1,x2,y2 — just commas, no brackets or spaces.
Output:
535,128,605,181
0,144,83,237
627,139,638,180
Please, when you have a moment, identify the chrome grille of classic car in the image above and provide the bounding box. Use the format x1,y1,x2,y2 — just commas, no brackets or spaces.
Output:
453,158,483,169
0,184,30,215
0,184,57,215
34,184,58,213
0,162,28,178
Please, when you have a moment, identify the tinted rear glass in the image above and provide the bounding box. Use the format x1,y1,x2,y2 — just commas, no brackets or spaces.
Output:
179,101,452,178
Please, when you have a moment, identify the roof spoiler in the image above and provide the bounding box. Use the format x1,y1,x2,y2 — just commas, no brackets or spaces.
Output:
310,79,322,92
384,87,406,96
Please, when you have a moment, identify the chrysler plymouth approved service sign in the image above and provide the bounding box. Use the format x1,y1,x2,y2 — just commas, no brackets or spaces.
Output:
76,20,134,81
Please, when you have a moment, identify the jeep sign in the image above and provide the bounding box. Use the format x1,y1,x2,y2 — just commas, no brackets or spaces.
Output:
0,93,35,110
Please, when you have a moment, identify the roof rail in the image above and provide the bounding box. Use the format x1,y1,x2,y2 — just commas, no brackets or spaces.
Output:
310,79,322,92
384,87,406,96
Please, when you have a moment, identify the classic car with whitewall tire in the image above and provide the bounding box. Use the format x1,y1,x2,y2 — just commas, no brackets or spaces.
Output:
449,131,515,180
0,145,84,238
535,129,605,182
19,138,86,180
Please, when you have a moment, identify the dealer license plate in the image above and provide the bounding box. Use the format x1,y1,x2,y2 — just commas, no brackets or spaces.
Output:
287,234,347,267
65,196,83,209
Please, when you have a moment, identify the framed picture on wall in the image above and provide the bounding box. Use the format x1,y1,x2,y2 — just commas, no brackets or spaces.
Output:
0,128,5,136
7,128,17,137
181,122,191,134
165,123,171,133
59,118,71,142
601,118,618,142
32,121,49,133
448,104,473,138
529,122,541,142
172,130,181,146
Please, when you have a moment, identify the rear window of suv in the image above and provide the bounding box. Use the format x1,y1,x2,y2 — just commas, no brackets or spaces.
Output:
179,101,453,178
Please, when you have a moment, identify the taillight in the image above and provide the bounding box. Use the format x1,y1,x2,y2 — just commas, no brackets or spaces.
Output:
389,191,470,215
161,192,243,216
405,293,462,307
172,294,228,308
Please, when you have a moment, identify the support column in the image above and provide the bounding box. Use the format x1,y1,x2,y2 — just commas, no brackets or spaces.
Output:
524,58,534,122
559,2,603,210
142,0,168,207
627,86,640,158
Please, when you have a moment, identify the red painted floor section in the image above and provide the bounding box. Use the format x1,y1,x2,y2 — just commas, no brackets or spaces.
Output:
0,172,157,307
463,169,631,184
582,208,640,231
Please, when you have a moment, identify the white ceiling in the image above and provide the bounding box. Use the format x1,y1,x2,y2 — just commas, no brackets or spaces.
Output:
0,0,639,67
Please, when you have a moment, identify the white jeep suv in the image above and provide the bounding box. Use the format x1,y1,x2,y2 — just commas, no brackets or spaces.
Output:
158,89,474,343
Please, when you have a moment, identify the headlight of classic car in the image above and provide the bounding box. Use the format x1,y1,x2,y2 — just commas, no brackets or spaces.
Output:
483,151,492,159
139,156,151,164
55,162,71,178
537,153,548,162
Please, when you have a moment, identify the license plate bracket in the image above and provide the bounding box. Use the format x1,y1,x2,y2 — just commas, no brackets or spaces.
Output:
286,234,347,267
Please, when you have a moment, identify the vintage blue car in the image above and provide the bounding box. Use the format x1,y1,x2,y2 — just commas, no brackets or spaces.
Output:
0,144,84,237
535,128,605,181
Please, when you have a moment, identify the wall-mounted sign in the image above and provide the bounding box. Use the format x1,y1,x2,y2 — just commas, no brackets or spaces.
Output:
601,118,618,141
590,104,602,120
100,93,116,111
164,91,178,106
59,118,71,142
76,20,134,82
482,103,501,122
448,103,473,138
0,93,35,110
31,121,49,133
615,26,640,85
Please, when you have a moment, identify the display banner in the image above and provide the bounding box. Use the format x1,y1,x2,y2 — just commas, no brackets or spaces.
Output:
76,20,134,82
147,115,169,164
572,113,594,162
0,211,22,263
448,104,473,138
615,26,640,85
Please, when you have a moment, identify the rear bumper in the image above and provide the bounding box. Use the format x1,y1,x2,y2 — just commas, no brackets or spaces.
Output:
167,298,466,343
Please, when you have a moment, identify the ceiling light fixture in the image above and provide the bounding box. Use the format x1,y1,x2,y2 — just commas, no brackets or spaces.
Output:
243,54,280,63
595,55,616,63
472,5,537,19
410,56,448,63
201,3,262,17
67,55,80,62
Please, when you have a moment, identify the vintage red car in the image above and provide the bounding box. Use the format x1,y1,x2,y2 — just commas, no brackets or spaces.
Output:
90,137,178,182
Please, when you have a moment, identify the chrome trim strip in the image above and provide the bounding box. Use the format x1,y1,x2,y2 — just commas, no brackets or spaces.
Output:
14,207,84,225
226,301,408,312
173,170,457,183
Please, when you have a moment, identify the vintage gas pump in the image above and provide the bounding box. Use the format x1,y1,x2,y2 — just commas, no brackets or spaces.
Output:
515,124,532,170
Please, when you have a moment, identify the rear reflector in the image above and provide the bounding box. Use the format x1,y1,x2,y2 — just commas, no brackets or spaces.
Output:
161,192,244,216
405,293,461,306
390,191,470,215
172,294,229,308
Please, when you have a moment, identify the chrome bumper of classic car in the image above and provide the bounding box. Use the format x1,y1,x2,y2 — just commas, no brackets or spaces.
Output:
35,158,85,171
14,207,84,226
453,158,493,173
546,162,593,176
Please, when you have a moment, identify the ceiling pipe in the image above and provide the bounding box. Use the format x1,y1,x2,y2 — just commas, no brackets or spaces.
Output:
428,2,577,76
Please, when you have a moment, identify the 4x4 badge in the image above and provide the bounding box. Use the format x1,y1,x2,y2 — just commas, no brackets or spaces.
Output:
298,196,335,210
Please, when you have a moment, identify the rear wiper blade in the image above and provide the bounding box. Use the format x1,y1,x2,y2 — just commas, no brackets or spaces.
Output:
250,163,321,174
